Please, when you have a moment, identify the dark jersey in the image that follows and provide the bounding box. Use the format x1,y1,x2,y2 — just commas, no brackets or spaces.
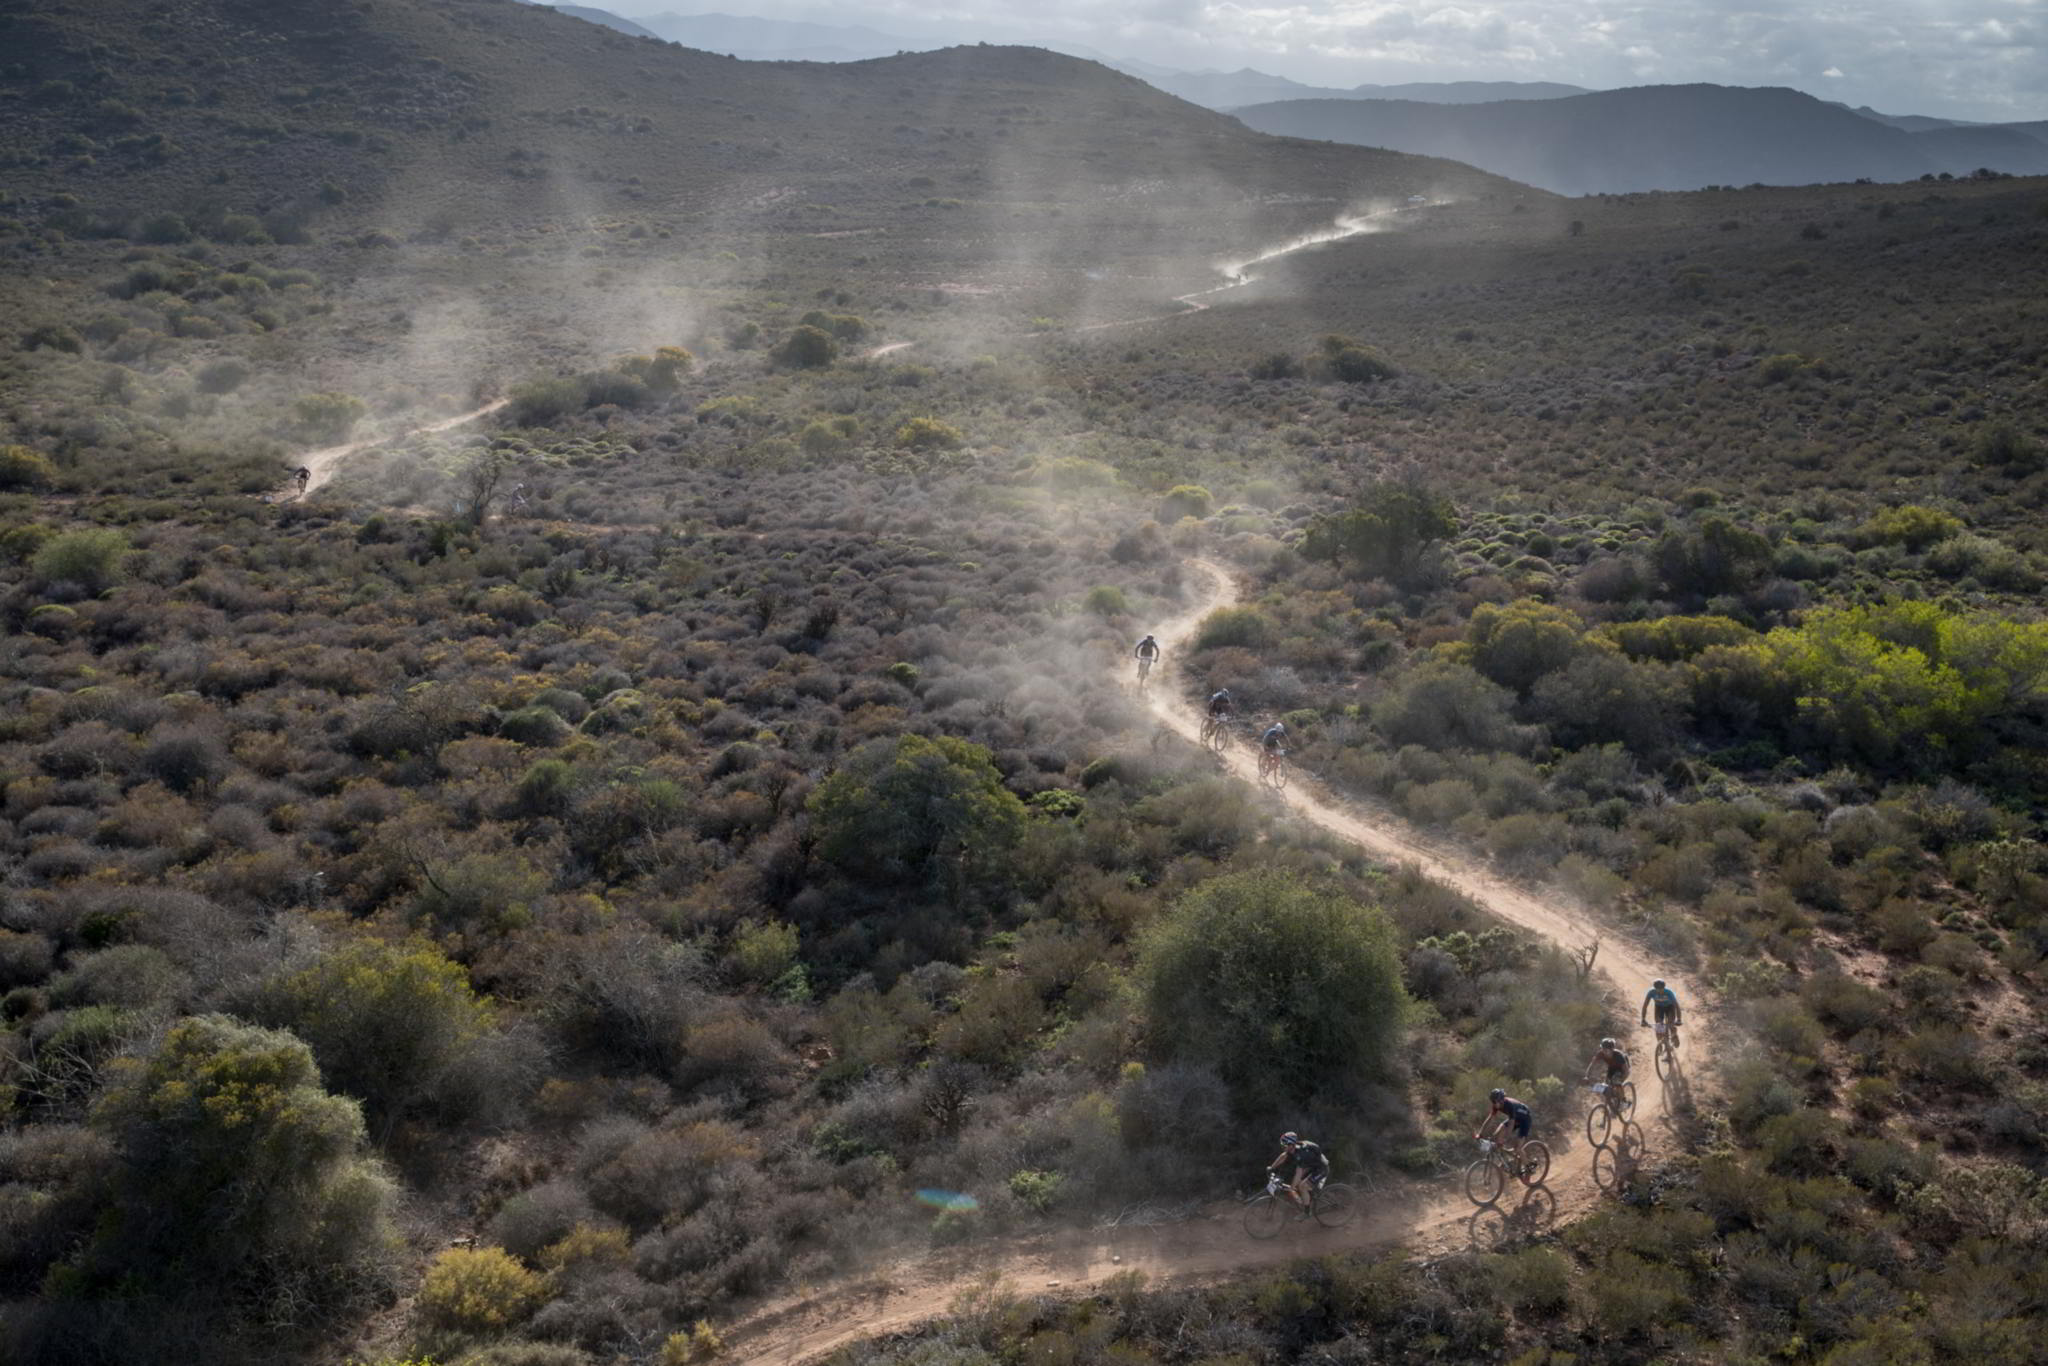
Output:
1284,1140,1329,1174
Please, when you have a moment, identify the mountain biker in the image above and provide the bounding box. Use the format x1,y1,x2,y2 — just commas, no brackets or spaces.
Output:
1641,979,1682,1047
294,465,312,494
1134,634,1160,682
1476,1088,1533,1164
1207,688,1235,718
1260,721,1287,757
1267,1131,1329,1208
1584,1037,1630,1097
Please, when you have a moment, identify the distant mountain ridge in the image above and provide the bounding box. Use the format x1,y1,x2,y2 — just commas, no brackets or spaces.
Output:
1127,69,1589,111
1232,84,2048,194
519,1,658,40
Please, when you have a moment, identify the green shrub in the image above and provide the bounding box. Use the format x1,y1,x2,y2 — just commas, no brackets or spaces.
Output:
1137,868,1408,1112
1489,1245,1573,1315
32,527,129,592
1158,484,1213,521
1084,585,1129,617
772,324,838,369
1299,483,1455,581
808,734,1026,892
293,391,367,443
418,1245,545,1334
0,445,58,490
1193,605,1273,650
78,1015,397,1302
895,416,965,451
1007,1168,1065,1214
1858,503,1963,551
257,937,494,1127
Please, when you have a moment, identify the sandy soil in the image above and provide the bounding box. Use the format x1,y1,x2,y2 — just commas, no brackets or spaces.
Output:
723,558,1715,1364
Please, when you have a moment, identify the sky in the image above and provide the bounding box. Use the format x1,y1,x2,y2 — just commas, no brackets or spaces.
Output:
603,2,2048,122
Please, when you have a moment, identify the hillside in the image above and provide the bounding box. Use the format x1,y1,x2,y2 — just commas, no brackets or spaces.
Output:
0,0,1531,439
1234,83,2048,193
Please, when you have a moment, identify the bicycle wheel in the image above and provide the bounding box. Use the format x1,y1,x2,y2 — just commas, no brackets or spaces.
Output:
1243,1194,1288,1239
1654,1038,1674,1080
1586,1100,1613,1149
1517,1141,1552,1186
1617,1081,1637,1118
1465,1157,1505,1205
1311,1182,1357,1229
1270,759,1289,790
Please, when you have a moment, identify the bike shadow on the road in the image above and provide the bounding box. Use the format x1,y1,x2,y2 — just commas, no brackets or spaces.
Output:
1464,1186,1558,1250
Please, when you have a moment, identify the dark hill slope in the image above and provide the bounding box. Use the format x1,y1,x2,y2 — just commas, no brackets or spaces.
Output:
0,0,1531,252
1233,84,2048,193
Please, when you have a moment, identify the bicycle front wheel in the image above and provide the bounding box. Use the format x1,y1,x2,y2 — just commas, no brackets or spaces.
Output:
1465,1157,1505,1205
1655,1040,1674,1079
1617,1081,1636,1118
1243,1195,1288,1239
1270,760,1289,790
1518,1141,1552,1186
1312,1182,1357,1228
1586,1101,1613,1148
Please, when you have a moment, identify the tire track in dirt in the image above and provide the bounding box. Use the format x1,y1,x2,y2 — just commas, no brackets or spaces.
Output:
724,560,1715,1364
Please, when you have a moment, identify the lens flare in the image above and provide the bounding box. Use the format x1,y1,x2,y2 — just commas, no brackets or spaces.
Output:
915,1188,980,1212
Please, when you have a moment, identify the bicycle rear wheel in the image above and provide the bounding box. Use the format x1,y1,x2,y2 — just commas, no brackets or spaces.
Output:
1311,1182,1357,1228
1465,1157,1505,1205
1517,1141,1552,1186
1243,1195,1288,1239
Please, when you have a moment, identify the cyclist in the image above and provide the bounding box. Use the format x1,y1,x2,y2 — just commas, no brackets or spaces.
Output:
1641,979,1682,1048
1134,633,1160,684
1207,688,1235,719
1259,720,1287,771
294,465,312,495
1475,1088,1533,1165
1266,1131,1329,1209
1584,1037,1630,1107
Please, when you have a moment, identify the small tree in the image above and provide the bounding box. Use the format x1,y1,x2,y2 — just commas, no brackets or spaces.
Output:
75,1016,397,1307
1137,869,1408,1113
772,324,838,369
808,734,1026,894
1300,482,1455,582
457,446,514,527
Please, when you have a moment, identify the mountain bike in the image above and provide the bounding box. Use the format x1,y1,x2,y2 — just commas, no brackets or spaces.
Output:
1243,1171,1358,1239
1257,746,1288,790
1649,1020,1680,1078
1199,712,1231,752
1135,655,1155,689
1465,1135,1550,1205
1584,1080,1636,1148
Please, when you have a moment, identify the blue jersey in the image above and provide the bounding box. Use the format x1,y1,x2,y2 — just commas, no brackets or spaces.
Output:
1644,986,1679,1011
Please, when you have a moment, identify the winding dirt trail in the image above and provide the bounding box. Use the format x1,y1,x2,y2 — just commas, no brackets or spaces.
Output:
277,398,511,501
725,561,1715,1364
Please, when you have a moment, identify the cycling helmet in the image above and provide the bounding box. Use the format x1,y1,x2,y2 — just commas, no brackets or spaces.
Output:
1271,720,1286,731
1280,1131,1299,1146
1601,1037,1616,1049
1489,1088,1506,1102
1652,979,1666,989
1140,634,1155,642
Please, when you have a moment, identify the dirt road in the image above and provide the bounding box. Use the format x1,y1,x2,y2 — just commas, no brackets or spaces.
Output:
277,398,510,501
725,560,1713,1363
